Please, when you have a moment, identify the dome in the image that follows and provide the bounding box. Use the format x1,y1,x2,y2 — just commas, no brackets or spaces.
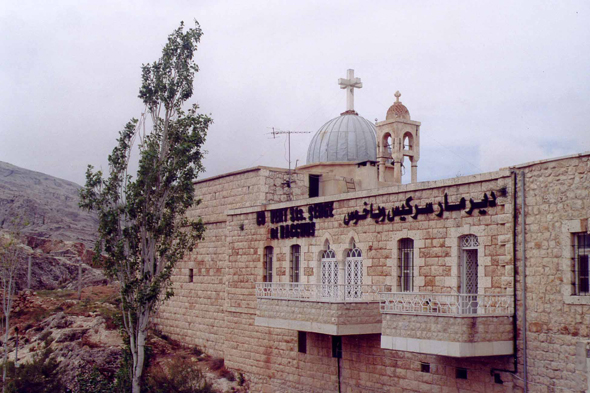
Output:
385,91,411,121
306,113,377,164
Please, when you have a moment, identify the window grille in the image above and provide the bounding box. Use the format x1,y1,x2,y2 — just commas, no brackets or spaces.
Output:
574,233,590,295
290,245,301,283
321,248,338,298
346,247,363,299
460,234,479,314
398,238,414,292
264,246,273,283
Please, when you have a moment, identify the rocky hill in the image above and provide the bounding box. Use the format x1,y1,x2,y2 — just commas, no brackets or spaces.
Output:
0,161,98,247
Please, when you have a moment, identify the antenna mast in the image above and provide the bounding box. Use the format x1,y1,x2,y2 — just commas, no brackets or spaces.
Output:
269,127,311,200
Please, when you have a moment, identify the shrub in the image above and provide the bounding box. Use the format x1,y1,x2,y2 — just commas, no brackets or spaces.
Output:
77,367,115,393
3,348,66,393
145,357,213,393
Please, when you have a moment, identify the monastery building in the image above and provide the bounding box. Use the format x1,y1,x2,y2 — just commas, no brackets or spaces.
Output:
156,70,590,393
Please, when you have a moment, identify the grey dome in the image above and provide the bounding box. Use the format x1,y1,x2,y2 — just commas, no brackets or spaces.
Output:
306,114,377,164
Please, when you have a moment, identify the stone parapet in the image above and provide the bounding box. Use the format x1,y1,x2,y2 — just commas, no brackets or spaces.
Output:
255,298,382,335
381,313,513,357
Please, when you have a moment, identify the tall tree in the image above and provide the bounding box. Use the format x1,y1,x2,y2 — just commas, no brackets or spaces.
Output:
0,229,23,393
80,21,211,393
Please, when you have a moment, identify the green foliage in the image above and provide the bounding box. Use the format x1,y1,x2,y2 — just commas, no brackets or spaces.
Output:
3,349,66,393
145,358,213,393
80,19,211,318
76,367,116,393
79,20,212,392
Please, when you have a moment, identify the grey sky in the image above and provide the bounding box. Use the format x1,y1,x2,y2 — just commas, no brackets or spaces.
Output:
1,1,589,186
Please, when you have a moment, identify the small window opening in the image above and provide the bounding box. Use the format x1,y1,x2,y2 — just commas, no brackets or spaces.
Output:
574,233,590,295
403,136,411,150
494,373,504,384
456,367,468,379
297,331,307,354
420,362,430,373
309,175,320,198
332,336,342,359
188,269,194,283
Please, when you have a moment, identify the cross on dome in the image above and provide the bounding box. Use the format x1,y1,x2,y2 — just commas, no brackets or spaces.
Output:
338,69,362,112
394,90,401,102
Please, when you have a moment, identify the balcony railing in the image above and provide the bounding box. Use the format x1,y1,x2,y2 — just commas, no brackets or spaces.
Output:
256,282,390,303
379,292,513,316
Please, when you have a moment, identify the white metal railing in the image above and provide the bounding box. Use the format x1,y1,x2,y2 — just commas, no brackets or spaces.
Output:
379,292,514,316
256,282,391,303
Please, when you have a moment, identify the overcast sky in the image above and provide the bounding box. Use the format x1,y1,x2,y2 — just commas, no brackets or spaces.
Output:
1,1,589,186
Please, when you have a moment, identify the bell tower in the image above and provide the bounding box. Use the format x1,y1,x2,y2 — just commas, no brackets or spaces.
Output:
376,91,421,185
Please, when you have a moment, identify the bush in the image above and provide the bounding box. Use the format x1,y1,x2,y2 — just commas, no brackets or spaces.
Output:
3,348,66,393
76,350,131,393
145,357,213,393
77,367,115,393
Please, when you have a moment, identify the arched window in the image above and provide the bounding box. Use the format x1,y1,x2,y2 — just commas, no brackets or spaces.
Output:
321,246,338,298
460,234,479,314
263,246,273,283
398,238,414,292
346,243,363,299
290,245,301,283
403,132,413,151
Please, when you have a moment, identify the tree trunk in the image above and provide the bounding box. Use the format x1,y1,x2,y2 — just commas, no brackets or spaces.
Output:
131,329,146,393
14,329,18,368
2,314,8,393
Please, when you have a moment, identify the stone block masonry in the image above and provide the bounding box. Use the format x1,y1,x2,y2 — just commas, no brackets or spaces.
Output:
155,152,590,392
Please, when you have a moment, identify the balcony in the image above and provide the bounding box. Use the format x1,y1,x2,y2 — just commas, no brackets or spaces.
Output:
379,292,514,357
255,283,388,335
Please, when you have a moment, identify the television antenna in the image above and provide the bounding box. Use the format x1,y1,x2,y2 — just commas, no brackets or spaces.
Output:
268,127,311,199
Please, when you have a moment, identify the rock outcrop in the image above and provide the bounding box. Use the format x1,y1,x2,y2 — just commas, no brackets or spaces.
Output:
0,161,98,248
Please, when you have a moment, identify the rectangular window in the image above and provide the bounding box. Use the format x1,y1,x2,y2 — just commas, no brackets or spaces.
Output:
264,247,273,283
297,331,307,354
188,268,194,283
332,336,342,359
398,238,414,292
309,175,320,198
574,233,590,295
420,362,430,373
456,367,467,379
290,245,301,283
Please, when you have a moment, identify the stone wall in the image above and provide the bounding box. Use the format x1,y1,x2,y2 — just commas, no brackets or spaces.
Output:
155,167,309,356
155,153,590,392
219,169,518,391
256,299,382,335
514,153,590,392
382,314,513,343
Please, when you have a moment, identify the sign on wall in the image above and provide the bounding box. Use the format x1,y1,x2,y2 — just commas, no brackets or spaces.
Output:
255,191,499,239
256,202,334,240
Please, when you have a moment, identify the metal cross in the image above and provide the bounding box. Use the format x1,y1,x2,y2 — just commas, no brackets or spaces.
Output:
338,69,362,112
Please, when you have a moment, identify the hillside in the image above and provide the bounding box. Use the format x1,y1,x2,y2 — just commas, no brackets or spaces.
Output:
0,161,97,247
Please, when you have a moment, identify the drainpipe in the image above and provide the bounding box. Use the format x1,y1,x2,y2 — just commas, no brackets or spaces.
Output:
491,171,523,388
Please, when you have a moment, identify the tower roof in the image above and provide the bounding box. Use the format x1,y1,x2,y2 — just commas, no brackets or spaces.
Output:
386,91,411,121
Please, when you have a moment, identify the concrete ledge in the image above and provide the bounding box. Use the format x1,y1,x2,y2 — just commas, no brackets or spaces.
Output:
255,317,382,336
381,335,513,357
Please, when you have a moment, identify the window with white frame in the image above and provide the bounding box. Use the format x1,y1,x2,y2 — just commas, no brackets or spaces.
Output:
290,245,301,283
398,238,414,292
346,243,363,299
264,246,273,283
574,233,590,295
